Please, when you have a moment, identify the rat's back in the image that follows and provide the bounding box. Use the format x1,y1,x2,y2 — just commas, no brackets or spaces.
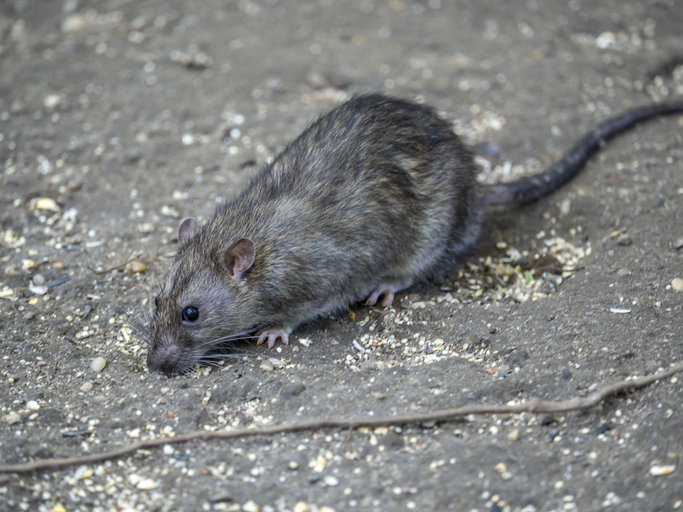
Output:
207,94,479,324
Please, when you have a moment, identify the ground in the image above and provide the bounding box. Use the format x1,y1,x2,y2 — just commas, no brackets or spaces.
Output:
1,1,682,511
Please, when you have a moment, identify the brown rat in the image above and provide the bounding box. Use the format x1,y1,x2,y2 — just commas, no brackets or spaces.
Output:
146,94,683,375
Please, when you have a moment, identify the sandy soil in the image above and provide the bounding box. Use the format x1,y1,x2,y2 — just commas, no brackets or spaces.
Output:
1,1,681,511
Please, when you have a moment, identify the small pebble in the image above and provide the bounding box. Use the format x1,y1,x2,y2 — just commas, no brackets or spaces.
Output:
324,475,339,486
494,462,507,473
2,411,21,425
26,400,40,411
136,478,158,490
74,466,93,480
32,197,61,212
136,222,155,234
125,259,147,274
507,429,520,441
61,14,87,32
161,205,180,218
674,236,683,251
559,198,571,216
595,423,611,435
90,356,107,373
43,95,62,110
268,357,286,369
242,500,259,512
671,278,683,292
28,282,48,296
311,456,327,472
80,382,93,392
649,464,675,476
209,492,233,503
615,233,632,246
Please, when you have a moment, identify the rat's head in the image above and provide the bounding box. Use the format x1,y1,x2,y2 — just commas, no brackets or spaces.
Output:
146,217,259,376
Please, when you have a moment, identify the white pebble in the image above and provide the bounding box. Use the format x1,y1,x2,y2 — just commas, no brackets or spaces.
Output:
649,464,675,476
298,337,313,347
2,411,21,425
242,500,259,512
90,356,107,373
28,283,48,296
43,94,62,109
324,475,339,486
136,478,158,490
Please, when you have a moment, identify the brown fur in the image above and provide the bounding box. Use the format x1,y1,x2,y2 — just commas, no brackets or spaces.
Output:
147,93,683,375
148,95,479,374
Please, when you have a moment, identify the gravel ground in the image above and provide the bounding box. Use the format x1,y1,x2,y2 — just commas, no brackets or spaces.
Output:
1,1,682,511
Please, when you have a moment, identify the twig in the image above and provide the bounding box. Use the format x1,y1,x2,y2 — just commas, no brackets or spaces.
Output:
87,253,143,274
1,361,680,474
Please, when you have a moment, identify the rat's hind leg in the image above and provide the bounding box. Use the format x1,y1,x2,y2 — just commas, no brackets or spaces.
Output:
363,278,413,307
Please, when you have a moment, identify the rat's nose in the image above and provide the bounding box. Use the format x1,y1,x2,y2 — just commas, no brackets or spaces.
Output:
147,338,183,375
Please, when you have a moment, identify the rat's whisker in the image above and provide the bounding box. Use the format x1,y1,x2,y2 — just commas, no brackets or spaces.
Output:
126,313,150,338
204,336,261,347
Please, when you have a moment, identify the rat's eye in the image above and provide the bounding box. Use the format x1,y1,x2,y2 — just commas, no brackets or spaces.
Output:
182,306,199,322
154,296,160,308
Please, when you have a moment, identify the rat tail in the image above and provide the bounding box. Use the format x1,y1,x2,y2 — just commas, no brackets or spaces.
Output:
483,100,683,206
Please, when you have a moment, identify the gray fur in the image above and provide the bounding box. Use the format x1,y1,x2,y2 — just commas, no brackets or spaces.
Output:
147,94,682,375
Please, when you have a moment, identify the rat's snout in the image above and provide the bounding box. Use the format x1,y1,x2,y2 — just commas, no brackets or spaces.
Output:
147,336,185,376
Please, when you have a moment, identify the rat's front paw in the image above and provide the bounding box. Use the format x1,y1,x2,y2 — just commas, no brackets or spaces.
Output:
257,327,290,348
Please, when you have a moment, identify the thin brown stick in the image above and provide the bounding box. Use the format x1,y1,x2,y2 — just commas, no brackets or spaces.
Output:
87,253,143,274
1,361,680,474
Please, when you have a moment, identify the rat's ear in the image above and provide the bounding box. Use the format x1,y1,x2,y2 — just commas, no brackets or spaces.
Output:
223,238,255,284
178,217,198,244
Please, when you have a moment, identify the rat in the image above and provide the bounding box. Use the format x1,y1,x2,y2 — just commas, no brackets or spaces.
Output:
146,93,683,375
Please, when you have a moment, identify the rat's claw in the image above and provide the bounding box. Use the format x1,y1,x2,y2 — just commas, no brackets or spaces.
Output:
364,285,396,307
364,279,412,308
379,289,395,307
257,328,290,348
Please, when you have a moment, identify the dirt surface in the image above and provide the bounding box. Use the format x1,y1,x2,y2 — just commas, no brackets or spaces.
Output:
1,1,682,511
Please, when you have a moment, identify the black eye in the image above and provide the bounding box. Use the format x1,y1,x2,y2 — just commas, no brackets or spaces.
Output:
154,296,160,308
182,306,199,322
